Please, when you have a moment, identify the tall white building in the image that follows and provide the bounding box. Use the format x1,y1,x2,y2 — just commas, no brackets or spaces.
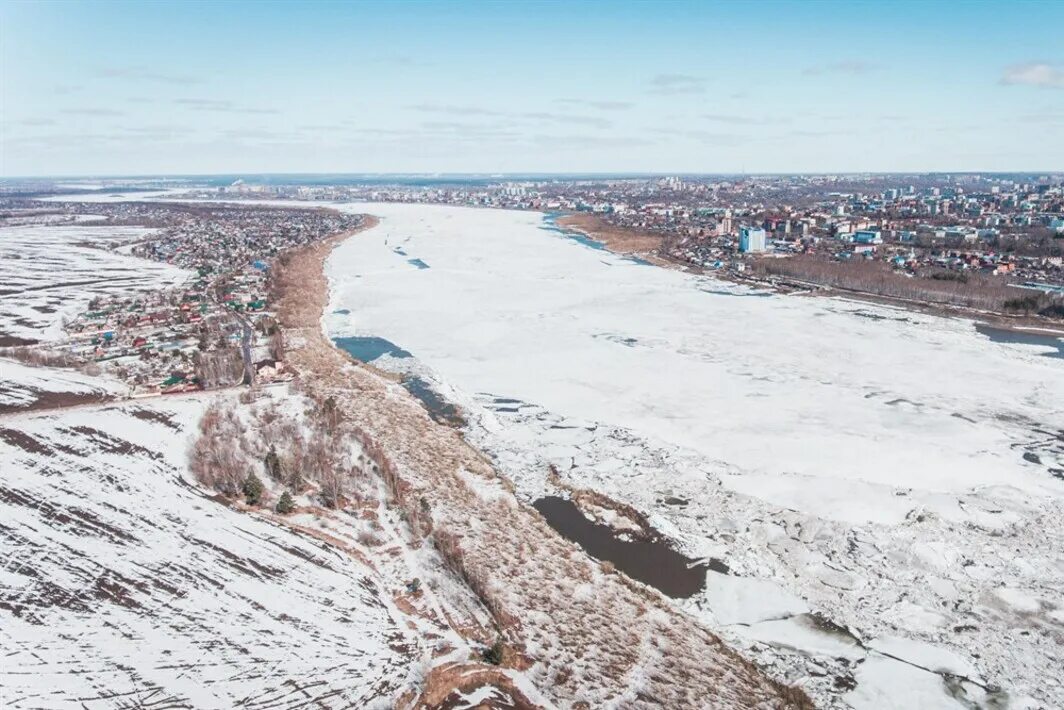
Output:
739,226,767,253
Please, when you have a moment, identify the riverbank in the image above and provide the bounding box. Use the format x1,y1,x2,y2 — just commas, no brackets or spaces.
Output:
321,202,1064,708
560,213,1064,337
273,212,812,708
556,212,683,270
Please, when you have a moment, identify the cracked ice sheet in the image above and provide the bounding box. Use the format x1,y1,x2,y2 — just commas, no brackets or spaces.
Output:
325,203,1064,518
322,203,1064,707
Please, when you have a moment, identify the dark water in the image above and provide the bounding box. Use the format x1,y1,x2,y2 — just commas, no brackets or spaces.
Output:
402,376,464,426
540,213,608,251
565,232,608,251
975,324,1064,359
407,258,430,270
334,336,412,362
333,337,462,423
533,496,721,598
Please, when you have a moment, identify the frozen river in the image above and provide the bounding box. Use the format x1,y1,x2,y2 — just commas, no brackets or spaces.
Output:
325,203,1064,708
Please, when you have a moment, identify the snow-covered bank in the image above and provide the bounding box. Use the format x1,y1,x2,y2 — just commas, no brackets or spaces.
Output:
324,203,1064,708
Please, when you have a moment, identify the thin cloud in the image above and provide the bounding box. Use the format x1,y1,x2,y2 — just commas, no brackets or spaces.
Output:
406,103,505,117
520,112,613,129
342,123,522,143
60,108,125,116
647,74,707,95
298,123,351,132
408,104,613,128
175,98,279,114
220,128,294,140
555,98,634,111
531,134,653,149
803,60,875,76
97,66,201,85
702,114,789,127
787,129,852,137
125,125,195,138
1015,112,1064,124
15,117,56,126
702,114,747,124
1000,62,1064,89
420,121,522,139
650,127,744,144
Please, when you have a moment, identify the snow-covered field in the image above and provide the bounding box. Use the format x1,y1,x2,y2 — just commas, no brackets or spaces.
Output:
325,203,1064,708
0,358,125,414
0,389,498,708
0,222,189,343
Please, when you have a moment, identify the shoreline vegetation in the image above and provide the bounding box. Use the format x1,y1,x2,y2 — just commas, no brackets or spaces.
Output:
559,212,1064,336
271,214,813,708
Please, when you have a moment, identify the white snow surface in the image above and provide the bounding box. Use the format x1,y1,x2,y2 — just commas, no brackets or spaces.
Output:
0,396,416,708
0,358,125,412
323,203,1064,708
0,222,189,342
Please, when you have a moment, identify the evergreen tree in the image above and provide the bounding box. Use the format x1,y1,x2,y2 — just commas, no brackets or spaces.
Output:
275,489,295,514
242,472,264,506
483,640,504,665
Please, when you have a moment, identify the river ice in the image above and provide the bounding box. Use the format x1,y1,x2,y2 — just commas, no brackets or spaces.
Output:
325,203,1064,708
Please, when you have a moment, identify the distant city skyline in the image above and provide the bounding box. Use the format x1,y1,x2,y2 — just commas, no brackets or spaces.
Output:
2,0,1063,176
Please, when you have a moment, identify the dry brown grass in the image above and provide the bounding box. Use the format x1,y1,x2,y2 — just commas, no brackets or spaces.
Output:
0,346,82,369
558,213,664,255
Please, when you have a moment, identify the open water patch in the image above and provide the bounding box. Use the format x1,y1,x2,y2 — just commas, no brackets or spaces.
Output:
334,336,412,363
540,213,608,251
407,258,430,270
975,324,1064,359
402,376,464,426
533,496,717,598
565,232,607,251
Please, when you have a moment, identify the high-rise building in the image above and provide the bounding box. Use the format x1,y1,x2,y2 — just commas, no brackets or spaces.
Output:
719,209,734,235
739,226,767,253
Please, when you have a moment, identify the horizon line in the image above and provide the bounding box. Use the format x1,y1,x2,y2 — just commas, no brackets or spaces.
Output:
4,170,1064,181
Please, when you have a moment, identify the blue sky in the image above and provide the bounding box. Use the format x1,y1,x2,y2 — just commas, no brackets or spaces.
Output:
1,0,1062,176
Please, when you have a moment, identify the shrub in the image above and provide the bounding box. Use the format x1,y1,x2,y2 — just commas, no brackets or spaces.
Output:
930,270,969,283
1039,302,1064,319
483,640,504,666
243,472,265,506
275,489,295,514
1003,294,1043,314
